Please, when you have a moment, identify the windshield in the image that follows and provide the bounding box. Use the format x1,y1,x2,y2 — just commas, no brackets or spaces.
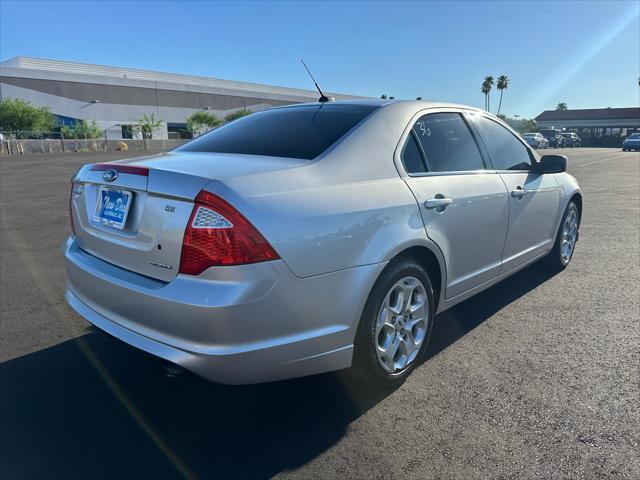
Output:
177,104,380,160
628,133,640,139
540,130,559,138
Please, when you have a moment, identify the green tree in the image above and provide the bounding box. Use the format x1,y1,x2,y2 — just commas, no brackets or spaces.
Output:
496,75,509,115
481,76,494,112
555,102,568,111
502,116,538,134
60,119,103,139
136,113,164,149
186,111,222,137
224,108,252,123
380,94,388,99
416,96,423,100
0,98,55,132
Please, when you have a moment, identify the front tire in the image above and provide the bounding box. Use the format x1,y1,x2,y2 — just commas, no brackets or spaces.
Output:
349,259,435,388
545,201,580,270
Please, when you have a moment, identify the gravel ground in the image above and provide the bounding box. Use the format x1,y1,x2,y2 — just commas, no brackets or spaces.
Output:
1,148,638,479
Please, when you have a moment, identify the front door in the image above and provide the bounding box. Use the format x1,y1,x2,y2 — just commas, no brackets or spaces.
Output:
400,111,510,299
469,114,561,270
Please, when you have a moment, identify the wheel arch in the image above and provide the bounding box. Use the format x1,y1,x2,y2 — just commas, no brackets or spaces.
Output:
570,191,583,220
389,245,445,312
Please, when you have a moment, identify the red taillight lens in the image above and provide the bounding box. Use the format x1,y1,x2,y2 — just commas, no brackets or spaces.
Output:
179,190,279,275
90,164,149,176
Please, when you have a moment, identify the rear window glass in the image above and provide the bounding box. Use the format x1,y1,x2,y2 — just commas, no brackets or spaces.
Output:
177,104,379,160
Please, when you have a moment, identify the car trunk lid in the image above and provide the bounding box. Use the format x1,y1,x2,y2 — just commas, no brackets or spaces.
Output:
71,152,305,282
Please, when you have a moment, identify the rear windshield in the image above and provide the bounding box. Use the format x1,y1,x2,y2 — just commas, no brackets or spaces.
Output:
629,133,640,139
177,104,380,160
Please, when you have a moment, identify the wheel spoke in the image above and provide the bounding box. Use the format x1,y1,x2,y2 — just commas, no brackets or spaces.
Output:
388,286,404,315
378,334,401,372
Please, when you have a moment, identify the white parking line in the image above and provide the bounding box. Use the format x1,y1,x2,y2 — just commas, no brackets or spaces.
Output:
578,156,626,167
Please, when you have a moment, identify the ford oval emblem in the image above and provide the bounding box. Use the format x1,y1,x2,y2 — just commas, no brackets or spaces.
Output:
103,169,118,182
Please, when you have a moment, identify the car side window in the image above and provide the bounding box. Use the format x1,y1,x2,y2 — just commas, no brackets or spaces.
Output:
473,115,533,171
401,132,427,174
411,113,485,172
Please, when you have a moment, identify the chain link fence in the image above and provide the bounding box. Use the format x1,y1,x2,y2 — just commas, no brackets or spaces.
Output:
0,131,189,155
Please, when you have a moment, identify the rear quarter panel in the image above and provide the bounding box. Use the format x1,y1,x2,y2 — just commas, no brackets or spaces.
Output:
204,171,426,278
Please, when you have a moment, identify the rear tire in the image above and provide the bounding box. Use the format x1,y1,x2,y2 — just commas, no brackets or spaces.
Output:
545,201,580,270
349,259,435,388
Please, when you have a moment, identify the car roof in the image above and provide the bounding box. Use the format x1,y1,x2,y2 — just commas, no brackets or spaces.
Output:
273,98,486,113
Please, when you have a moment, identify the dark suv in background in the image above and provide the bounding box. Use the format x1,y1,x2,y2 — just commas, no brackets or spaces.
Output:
561,132,581,147
540,129,565,148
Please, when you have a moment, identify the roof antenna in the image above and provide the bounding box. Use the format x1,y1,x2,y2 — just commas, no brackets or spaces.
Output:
300,59,334,103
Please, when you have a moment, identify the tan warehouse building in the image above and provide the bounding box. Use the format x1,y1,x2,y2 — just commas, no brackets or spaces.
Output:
0,57,362,140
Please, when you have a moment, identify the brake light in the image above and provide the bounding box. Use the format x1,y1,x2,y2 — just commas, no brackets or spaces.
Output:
179,190,279,275
90,164,149,176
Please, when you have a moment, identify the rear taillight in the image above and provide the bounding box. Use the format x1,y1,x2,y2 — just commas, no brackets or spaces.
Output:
69,180,77,236
179,190,279,275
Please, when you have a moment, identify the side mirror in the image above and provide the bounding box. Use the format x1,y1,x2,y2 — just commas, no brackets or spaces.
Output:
537,154,567,174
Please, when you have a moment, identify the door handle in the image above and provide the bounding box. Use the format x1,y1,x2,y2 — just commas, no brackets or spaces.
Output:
424,197,453,210
511,186,526,198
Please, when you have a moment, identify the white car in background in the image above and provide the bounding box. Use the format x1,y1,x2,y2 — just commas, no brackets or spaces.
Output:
523,132,549,149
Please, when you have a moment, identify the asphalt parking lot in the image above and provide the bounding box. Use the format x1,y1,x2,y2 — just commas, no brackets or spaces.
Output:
1,148,638,479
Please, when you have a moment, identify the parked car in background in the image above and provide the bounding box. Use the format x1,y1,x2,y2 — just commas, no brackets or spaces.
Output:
523,132,549,149
561,132,581,147
622,132,640,151
64,100,582,388
540,128,564,148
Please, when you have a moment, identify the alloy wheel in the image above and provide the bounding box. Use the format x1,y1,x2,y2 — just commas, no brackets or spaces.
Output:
561,208,578,264
375,276,428,373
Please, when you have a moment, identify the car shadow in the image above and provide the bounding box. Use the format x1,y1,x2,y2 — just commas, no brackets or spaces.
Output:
0,263,558,479
423,262,559,364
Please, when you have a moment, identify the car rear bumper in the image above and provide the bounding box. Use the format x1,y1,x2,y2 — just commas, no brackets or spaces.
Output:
63,237,383,384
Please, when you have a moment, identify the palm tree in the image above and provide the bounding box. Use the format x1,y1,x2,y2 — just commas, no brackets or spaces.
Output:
555,102,568,111
496,75,509,115
481,82,489,110
481,76,494,111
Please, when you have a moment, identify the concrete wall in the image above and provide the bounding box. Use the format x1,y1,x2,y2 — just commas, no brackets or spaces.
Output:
1,138,188,155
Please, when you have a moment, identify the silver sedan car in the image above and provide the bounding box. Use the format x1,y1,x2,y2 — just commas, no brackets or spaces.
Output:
64,100,582,387
523,132,549,149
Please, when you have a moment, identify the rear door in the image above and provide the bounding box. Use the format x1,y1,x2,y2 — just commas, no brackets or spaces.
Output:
469,113,561,271
400,110,510,299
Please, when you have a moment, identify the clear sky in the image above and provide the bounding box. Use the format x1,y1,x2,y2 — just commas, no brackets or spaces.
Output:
1,0,638,118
